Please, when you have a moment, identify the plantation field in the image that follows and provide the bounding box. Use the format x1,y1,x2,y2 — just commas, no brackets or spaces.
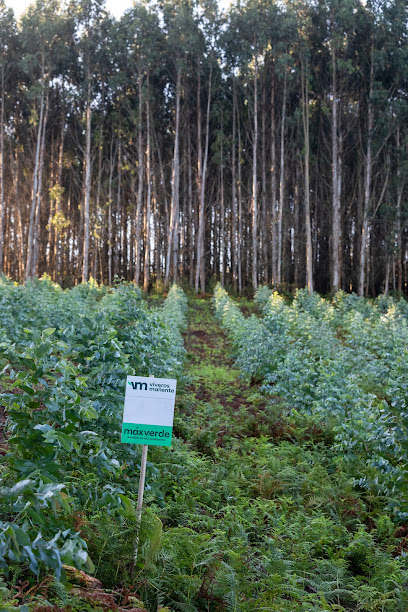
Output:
1,280,408,611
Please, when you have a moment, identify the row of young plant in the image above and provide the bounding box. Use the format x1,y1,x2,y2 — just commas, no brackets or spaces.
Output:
214,284,408,511
212,283,408,609
0,278,187,591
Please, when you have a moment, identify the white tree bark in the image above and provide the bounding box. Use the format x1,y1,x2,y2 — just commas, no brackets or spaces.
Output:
276,71,286,286
82,77,92,283
165,66,181,286
251,55,258,290
301,58,313,292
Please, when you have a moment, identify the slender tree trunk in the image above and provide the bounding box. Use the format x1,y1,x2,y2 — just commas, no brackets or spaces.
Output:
115,139,122,278
108,139,115,286
94,83,103,283
237,104,243,294
12,139,24,281
277,71,286,286
55,98,65,283
231,78,238,291
195,63,212,293
261,77,268,283
358,42,374,297
195,63,202,291
220,134,225,286
395,127,404,293
135,71,144,285
82,77,92,283
144,85,151,292
0,61,5,272
294,159,301,287
384,258,390,294
331,43,341,293
153,121,168,284
252,55,258,290
26,69,46,281
301,58,313,292
32,88,49,277
270,59,277,285
165,65,181,286
187,121,194,285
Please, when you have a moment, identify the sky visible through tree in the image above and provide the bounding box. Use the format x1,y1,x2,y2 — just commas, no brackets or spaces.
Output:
6,0,232,18
6,0,135,19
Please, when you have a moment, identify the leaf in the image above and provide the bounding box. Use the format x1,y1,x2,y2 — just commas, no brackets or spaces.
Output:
0,479,33,498
43,328,57,336
118,493,134,511
34,424,53,433
14,527,30,547
23,545,39,575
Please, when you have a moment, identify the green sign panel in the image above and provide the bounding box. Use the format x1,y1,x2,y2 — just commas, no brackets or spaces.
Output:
121,423,173,446
121,376,176,447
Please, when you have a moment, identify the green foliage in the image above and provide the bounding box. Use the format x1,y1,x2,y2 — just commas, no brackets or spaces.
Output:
3,284,408,612
211,285,408,611
0,279,187,585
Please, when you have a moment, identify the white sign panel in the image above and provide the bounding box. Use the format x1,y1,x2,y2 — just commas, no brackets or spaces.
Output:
121,376,177,446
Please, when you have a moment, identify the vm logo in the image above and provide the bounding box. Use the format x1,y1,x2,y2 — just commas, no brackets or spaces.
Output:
128,381,148,391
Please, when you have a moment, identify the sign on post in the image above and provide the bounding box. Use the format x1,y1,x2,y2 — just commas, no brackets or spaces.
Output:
121,376,177,447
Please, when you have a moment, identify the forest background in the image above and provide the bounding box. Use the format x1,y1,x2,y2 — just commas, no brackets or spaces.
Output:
0,0,407,296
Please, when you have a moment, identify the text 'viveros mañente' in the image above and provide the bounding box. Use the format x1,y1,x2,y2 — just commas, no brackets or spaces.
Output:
128,381,175,392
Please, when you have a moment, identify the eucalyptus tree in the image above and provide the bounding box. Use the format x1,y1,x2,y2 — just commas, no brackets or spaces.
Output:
69,0,109,283
20,0,71,280
0,1,17,273
226,0,268,290
359,0,408,295
312,0,357,292
160,0,202,287
194,0,221,293
383,0,408,292
292,0,314,292
119,3,165,287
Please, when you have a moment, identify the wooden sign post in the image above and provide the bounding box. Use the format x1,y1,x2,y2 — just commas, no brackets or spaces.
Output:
121,375,177,561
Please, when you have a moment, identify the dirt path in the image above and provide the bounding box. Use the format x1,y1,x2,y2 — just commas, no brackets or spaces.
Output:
174,297,272,451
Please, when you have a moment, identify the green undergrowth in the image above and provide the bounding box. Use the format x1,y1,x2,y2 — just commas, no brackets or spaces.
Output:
2,286,408,611
146,297,408,611
0,279,187,610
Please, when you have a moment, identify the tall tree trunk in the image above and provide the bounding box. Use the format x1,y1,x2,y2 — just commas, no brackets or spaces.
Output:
135,71,144,285
251,55,258,290
12,138,24,281
261,77,268,283
108,139,115,286
26,66,46,281
153,121,168,284
270,59,277,285
82,76,92,283
358,42,374,297
220,133,225,286
55,97,65,283
237,103,243,294
115,139,122,278
32,88,49,277
153,174,160,285
165,65,181,286
195,62,202,291
0,60,5,272
301,58,313,292
187,121,194,285
395,126,404,293
144,85,151,292
331,43,341,293
195,63,212,293
277,71,286,286
231,78,238,291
